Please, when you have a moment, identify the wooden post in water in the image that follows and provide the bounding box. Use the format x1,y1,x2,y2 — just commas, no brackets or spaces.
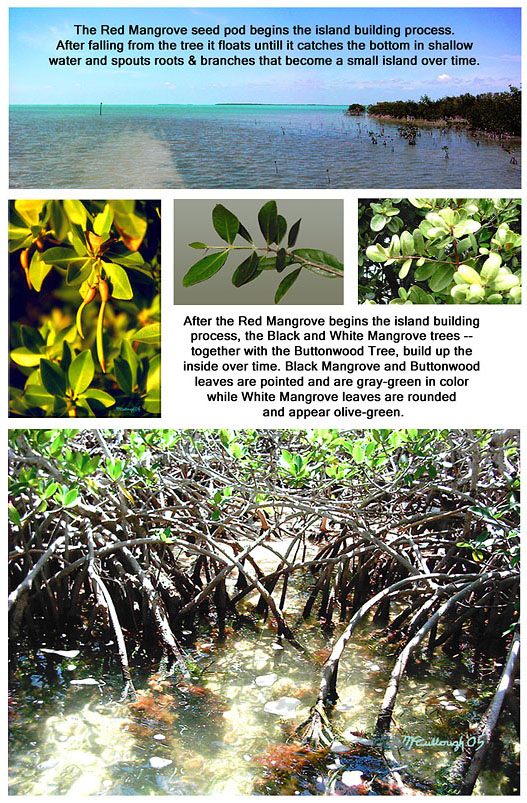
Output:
100,102,103,117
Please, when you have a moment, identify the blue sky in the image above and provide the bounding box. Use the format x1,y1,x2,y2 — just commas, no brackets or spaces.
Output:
10,7,521,105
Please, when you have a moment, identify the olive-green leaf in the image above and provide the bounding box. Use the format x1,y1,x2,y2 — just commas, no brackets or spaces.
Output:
414,261,438,281
232,252,260,287
129,322,161,345
11,347,43,367
276,248,287,273
183,251,229,286
41,247,87,268
287,219,301,248
291,248,343,278
258,201,278,244
146,353,161,394
188,242,208,249
237,221,253,244
276,215,287,244
63,199,88,228
63,488,79,507
212,204,239,244
50,200,69,242
399,258,412,279
428,264,455,293
29,251,53,292
114,356,133,395
274,268,301,304
68,350,94,397
103,262,133,300
93,204,113,237
40,359,67,397
80,389,115,407
370,214,387,232
67,258,93,286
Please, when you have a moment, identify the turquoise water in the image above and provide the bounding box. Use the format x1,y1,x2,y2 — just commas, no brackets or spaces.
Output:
10,104,520,189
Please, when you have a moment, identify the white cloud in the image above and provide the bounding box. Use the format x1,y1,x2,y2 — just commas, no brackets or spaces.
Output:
437,74,451,82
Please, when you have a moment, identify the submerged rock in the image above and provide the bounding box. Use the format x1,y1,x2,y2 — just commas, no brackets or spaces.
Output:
264,697,300,717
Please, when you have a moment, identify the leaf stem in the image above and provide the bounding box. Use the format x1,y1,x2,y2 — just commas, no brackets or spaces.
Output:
201,244,344,278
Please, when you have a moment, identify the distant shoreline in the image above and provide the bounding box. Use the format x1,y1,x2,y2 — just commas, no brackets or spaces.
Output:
368,114,521,142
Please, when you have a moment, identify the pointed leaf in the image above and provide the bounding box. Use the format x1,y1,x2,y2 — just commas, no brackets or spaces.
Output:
276,248,287,273
291,249,343,278
274,268,301,304
129,322,160,345
66,258,93,286
114,356,133,395
183,251,229,286
188,242,208,249
212,204,239,244
232,252,260,287
63,199,88,228
40,359,67,397
29,251,52,292
428,265,455,293
287,219,301,248
276,215,287,244
68,350,94,396
80,389,115,407
103,262,133,300
93,204,113,237
237,221,253,244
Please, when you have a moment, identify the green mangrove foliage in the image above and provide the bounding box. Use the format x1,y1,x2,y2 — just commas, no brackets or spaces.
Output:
358,198,521,304
9,200,161,417
182,202,343,304
367,87,521,137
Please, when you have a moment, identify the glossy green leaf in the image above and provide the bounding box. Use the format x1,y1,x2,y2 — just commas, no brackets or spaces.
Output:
40,359,67,397
274,268,301,304
68,350,94,396
183,251,229,286
49,200,69,242
80,389,115,407
276,215,287,244
291,249,343,278
232,252,260,287
428,264,455,293
8,504,21,527
399,258,412,279
276,248,287,273
93,204,113,237
414,261,438,282
103,262,133,300
370,214,386,232
114,356,133,395
23,382,54,407
11,347,43,367
120,340,139,388
66,258,93,286
188,242,208,249
63,199,88,228
63,488,79,507
29,251,53,292
287,219,301,248
258,201,278,244
146,354,161,394
130,322,160,345
212,204,239,244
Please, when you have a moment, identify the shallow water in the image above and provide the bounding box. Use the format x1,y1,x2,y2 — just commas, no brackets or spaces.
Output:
9,538,519,795
9,105,521,189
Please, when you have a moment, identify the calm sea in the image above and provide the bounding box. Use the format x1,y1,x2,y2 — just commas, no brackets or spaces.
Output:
9,105,520,189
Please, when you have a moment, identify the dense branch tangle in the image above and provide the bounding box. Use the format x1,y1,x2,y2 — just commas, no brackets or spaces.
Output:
8,428,519,790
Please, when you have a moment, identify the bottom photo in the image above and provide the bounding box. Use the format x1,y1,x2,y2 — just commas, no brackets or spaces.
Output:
8,428,519,796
